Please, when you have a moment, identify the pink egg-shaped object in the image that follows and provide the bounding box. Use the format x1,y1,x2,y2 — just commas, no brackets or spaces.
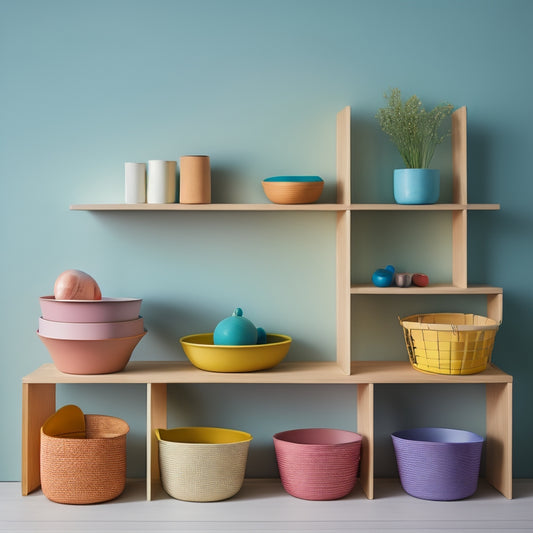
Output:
54,270,102,300
38,316,144,340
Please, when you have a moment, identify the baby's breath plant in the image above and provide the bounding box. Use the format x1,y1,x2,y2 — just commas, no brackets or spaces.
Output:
376,88,454,168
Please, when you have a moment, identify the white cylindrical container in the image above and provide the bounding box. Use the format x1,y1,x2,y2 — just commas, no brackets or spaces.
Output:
147,160,177,203
124,162,146,203
179,155,211,204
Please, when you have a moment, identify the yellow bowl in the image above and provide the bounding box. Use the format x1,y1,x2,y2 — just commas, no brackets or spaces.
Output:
179,333,291,372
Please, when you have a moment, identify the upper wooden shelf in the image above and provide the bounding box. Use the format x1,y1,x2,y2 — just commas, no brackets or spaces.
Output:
69,203,500,212
23,361,512,385
69,203,346,211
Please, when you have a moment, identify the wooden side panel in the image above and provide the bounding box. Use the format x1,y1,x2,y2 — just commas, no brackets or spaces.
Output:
21,383,55,495
486,382,513,499
357,383,374,499
146,383,167,501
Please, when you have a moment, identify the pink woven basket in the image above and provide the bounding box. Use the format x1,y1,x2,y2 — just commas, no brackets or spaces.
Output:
40,405,129,504
273,428,362,500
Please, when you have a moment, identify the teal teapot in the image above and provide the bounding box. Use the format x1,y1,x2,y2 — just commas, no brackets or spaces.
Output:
214,307,265,345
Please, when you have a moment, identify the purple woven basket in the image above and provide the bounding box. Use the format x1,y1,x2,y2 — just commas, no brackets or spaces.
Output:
391,427,484,501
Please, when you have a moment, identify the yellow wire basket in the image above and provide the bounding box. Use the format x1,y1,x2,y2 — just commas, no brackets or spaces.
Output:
399,313,500,375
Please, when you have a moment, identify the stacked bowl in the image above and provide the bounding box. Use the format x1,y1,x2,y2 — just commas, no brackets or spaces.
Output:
37,296,146,375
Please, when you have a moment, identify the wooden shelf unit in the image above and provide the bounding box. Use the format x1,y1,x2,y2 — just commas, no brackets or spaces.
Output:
23,106,512,503
22,361,512,501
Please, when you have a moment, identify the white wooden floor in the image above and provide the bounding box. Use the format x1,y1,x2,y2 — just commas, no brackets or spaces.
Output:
1,479,532,533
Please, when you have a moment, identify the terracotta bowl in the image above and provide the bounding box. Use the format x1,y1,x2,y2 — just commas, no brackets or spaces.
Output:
39,296,142,323
37,331,146,374
262,176,324,204
38,316,144,340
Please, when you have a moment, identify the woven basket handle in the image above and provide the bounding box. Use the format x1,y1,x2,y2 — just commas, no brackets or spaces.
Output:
42,404,86,438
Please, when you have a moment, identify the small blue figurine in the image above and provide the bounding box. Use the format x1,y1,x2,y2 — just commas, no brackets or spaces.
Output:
372,265,395,287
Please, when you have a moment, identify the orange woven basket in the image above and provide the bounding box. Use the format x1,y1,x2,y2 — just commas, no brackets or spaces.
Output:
40,405,129,504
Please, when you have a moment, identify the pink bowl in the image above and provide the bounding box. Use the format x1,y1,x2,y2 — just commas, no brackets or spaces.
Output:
38,316,144,340
37,331,146,374
39,296,142,323
273,428,362,500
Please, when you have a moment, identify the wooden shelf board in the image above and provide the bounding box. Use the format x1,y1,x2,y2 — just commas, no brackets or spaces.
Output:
348,203,500,211
351,283,503,295
22,361,511,385
70,203,500,212
70,203,346,212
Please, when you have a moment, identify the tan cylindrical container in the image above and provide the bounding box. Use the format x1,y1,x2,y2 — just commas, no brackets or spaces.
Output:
179,155,211,204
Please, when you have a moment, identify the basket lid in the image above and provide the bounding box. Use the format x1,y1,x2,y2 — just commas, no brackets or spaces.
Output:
42,404,86,438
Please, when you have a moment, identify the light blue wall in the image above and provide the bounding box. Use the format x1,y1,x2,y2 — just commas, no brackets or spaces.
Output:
2,0,532,480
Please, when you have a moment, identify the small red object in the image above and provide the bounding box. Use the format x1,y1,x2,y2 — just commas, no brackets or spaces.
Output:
412,273,429,287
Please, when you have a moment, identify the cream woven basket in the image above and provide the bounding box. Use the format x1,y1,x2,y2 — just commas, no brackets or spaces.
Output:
40,404,129,504
156,426,252,502
400,313,500,375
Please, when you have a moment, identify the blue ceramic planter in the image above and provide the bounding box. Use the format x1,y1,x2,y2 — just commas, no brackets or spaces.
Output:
394,169,440,205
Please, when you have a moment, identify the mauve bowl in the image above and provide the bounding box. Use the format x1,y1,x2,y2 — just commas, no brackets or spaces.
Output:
39,296,142,323
38,316,144,340
37,331,146,374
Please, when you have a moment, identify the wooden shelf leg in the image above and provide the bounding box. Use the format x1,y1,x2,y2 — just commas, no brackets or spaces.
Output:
146,383,167,501
486,382,513,499
21,383,56,495
357,383,374,499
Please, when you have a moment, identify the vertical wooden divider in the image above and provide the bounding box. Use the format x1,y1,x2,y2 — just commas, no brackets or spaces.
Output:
452,106,468,288
336,106,351,206
336,210,351,375
357,383,374,499
146,383,167,501
336,106,351,375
